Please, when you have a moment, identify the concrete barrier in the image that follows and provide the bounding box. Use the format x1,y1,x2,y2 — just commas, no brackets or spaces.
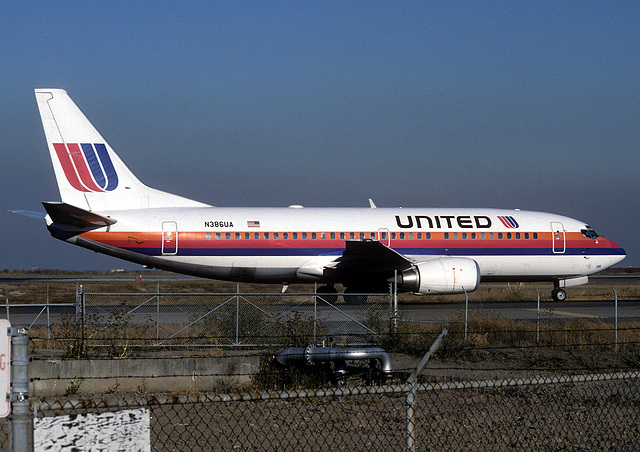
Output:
30,354,261,396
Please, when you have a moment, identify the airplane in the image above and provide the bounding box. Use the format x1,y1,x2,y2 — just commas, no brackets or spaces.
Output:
32,89,626,303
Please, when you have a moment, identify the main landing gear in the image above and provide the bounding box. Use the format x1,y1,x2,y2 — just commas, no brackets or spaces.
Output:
551,287,567,302
316,285,368,305
317,284,339,304
343,287,368,305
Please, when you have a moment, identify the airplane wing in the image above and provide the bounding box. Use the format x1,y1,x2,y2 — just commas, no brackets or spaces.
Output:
324,240,415,286
42,202,116,228
332,240,411,268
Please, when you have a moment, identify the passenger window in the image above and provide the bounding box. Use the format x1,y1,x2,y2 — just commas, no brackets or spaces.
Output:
225,233,231,240
302,232,308,239
417,232,422,239
320,232,326,239
381,232,387,240
215,232,221,240
245,233,250,240
498,233,503,239
480,232,485,239
331,232,336,239
533,233,538,239
206,232,212,240
340,232,345,239
235,232,241,240
408,232,413,239
489,232,494,239
349,232,355,239
274,232,279,239
312,232,317,239
507,233,512,239
453,232,459,239
471,233,476,239
255,232,260,240
400,232,405,240
283,232,289,240
293,232,298,239
264,232,269,239
425,232,431,239
524,233,529,239
462,233,467,239
444,233,449,239
515,233,520,239
359,232,365,240
370,232,375,239
391,232,396,239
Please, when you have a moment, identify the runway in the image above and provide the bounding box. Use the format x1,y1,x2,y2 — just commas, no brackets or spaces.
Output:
398,299,640,322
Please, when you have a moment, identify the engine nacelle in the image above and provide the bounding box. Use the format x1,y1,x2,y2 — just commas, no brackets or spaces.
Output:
399,257,480,294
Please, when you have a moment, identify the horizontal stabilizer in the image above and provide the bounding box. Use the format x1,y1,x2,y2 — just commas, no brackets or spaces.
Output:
42,202,117,228
8,210,46,220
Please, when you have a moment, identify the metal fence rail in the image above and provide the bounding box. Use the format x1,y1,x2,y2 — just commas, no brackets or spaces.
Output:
28,372,640,451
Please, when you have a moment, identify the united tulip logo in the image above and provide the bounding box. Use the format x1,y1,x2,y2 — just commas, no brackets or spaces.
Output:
53,143,118,192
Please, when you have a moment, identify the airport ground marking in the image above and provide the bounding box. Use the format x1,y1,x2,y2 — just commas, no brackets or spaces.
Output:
525,309,603,319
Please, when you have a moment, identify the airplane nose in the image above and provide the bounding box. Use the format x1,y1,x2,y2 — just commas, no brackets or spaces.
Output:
609,240,626,267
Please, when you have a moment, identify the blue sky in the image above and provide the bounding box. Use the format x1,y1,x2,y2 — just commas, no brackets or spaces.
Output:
1,2,639,270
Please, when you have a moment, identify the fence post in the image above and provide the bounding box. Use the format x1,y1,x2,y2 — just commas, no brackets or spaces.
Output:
81,286,86,357
9,327,30,452
5,290,9,324
534,287,540,344
392,271,398,334
235,283,240,345
406,328,448,452
313,283,317,343
74,283,81,357
46,286,50,341
612,286,618,349
464,290,468,341
156,282,160,345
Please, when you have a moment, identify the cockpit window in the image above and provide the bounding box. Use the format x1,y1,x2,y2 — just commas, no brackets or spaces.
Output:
581,228,600,239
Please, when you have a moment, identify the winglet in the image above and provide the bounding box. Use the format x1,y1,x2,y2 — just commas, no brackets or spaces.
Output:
369,198,377,208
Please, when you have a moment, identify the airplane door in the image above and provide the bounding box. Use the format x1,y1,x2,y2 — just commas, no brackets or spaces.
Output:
162,221,178,255
551,222,565,254
378,228,390,246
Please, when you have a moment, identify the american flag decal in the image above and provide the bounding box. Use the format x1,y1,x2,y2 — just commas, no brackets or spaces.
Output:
247,220,260,228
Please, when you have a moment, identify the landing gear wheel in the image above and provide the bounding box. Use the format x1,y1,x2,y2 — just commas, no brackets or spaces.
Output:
317,285,339,304
551,289,567,302
343,288,368,305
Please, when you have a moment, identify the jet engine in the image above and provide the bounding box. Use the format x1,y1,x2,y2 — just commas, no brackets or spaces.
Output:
398,257,480,294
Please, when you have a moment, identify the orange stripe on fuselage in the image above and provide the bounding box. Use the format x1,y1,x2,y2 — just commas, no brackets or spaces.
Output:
79,230,616,252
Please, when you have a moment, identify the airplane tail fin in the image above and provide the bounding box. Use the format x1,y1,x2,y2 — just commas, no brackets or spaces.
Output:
34,89,208,211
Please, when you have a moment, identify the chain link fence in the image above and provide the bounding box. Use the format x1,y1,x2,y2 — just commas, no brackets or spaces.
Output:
23,372,640,451
78,289,394,353
2,278,639,357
